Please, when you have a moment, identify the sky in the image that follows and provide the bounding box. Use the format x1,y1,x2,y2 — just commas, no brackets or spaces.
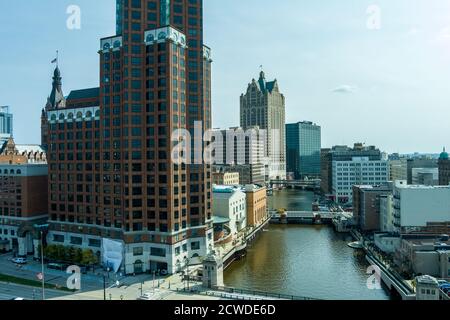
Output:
0,0,449,154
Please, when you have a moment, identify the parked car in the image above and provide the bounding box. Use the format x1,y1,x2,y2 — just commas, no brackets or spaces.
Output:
11,258,27,265
47,263,65,271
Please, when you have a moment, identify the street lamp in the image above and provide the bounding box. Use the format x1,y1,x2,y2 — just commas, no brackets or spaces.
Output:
40,231,45,300
103,275,107,301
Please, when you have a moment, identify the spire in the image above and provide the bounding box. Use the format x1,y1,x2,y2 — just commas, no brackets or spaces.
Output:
440,147,449,160
258,68,266,92
46,64,66,110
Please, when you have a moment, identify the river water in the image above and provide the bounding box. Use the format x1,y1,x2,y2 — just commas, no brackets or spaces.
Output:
223,189,390,300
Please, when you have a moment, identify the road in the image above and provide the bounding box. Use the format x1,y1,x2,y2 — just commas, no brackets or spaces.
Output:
0,252,205,300
0,252,171,300
0,282,70,300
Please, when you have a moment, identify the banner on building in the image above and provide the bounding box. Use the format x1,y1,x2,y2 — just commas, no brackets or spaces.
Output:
102,238,123,273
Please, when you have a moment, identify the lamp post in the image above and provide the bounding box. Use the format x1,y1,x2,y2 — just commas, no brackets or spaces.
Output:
152,271,156,293
40,231,45,300
184,257,190,291
103,275,106,301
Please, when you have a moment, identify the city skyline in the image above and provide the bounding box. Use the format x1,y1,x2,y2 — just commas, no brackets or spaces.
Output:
0,0,450,154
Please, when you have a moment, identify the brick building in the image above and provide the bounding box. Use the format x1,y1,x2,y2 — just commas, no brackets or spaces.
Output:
41,0,213,274
0,138,47,255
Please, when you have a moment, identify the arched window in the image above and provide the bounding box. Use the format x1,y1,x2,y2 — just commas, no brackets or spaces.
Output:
85,111,93,119
59,113,65,120
146,34,155,43
158,32,166,40
67,113,74,120
76,112,83,119
16,169,22,175
51,114,57,121
95,110,100,118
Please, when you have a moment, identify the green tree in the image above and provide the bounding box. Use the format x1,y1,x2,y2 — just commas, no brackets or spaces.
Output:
67,246,76,263
44,245,58,261
81,249,96,265
74,248,83,264
55,245,66,261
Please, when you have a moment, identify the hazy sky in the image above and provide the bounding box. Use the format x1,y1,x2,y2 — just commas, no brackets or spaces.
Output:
0,0,449,153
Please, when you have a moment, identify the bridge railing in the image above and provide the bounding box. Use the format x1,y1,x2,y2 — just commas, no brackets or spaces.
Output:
214,286,319,300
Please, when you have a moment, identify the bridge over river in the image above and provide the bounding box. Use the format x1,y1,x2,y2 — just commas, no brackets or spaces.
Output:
270,211,334,225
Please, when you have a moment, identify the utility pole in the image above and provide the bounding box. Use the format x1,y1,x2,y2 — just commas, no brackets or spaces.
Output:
103,275,106,300
40,231,45,300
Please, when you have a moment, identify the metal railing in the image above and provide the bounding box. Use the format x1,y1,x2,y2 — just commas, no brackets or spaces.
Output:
214,286,319,300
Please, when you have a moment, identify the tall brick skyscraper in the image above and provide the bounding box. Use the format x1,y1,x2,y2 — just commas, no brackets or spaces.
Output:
42,0,213,274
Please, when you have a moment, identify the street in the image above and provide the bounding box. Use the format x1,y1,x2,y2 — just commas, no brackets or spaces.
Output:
0,252,175,300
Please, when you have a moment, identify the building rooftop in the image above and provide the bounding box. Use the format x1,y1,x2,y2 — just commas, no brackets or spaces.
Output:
213,216,231,225
395,180,450,190
416,275,439,285
66,87,100,101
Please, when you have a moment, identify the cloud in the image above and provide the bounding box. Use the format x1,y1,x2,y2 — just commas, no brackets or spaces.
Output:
332,85,358,94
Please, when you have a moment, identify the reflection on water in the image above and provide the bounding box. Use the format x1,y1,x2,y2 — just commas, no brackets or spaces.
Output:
223,189,390,300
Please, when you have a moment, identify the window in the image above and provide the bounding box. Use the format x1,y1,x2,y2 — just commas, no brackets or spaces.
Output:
70,237,82,245
150,247,166,257
191,241,200,250
133,247,144,256
53,234,64,243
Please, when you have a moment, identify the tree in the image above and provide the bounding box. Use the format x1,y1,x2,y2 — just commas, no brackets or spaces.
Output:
81,249,98,265
55,245,66,261
67,246,76,263
74,248,83,264
44,245,58,261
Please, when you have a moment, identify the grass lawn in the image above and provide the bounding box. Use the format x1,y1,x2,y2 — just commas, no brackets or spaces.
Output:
0,273,75,292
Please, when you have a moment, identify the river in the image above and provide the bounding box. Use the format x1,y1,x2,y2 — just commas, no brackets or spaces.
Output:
223,189,391,300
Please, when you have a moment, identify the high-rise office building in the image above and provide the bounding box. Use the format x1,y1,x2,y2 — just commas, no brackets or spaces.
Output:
286,121,321,179
0,106,13,143
211,127,266,185
439,147,449,186
240,71,286,181
41,0,213,275
406,157,438,185
388,158,408,182
323,143,389,204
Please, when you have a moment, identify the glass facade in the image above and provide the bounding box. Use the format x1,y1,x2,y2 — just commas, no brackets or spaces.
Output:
0,106,13,139
286,122,321,179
